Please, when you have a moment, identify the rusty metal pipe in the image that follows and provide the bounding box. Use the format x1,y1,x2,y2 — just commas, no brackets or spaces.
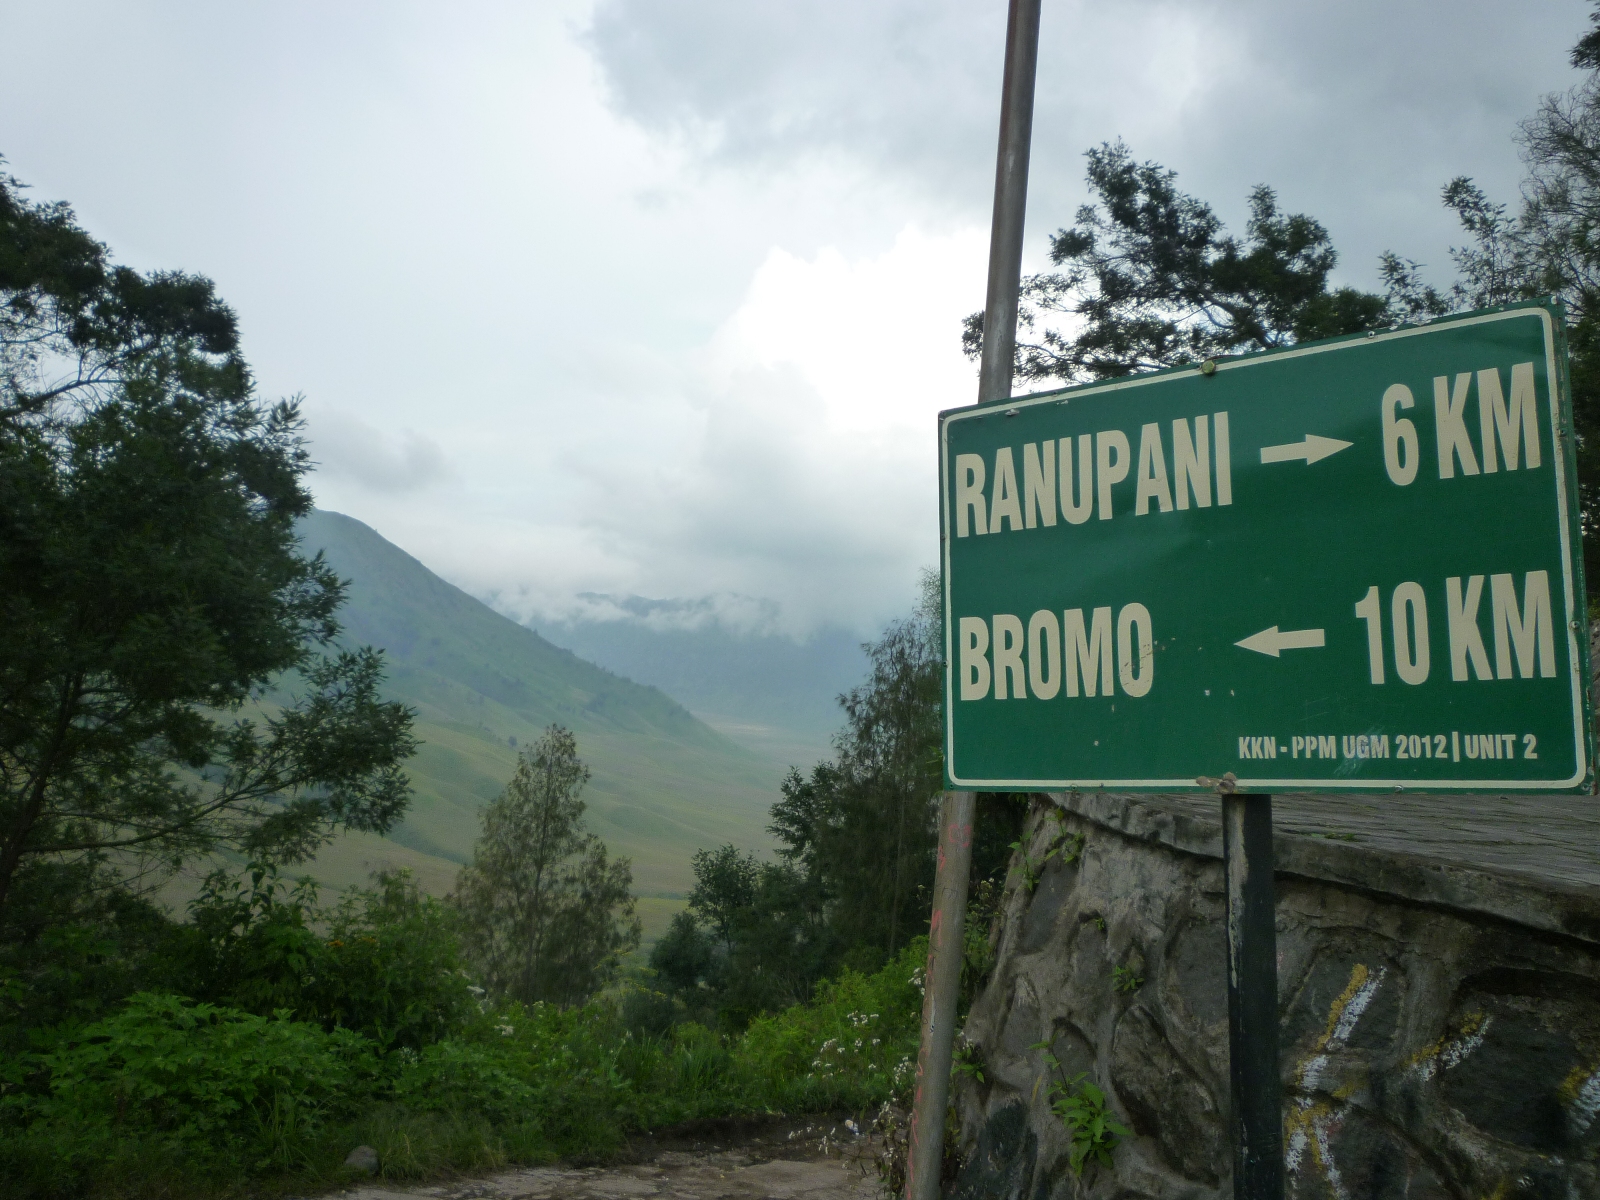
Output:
905,790,976,1200
977,0,1043,408
907,3,1041,1194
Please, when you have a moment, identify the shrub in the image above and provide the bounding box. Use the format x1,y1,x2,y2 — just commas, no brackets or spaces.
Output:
392,1039,536,1122
165,865,476,1052
2,992,378,1171
0,902,935,1195
316,871,478,1050
735,937,925,1111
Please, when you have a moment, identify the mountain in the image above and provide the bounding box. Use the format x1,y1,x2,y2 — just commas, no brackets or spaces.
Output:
292,510,783,901
534,598,864,770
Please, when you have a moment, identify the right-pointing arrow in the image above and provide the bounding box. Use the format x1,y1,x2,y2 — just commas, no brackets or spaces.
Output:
1259,434,1352,465
1235,626,1326,658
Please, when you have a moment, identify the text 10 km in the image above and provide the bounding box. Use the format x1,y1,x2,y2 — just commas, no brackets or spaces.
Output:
1353,571,1557,686
957,605,1155,702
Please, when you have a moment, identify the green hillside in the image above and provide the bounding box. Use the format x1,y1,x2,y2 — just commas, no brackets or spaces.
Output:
292,510,781,901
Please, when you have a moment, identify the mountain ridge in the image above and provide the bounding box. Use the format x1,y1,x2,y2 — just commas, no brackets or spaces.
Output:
291,510,781,898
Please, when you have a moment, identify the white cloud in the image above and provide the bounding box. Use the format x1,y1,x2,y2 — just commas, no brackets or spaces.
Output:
709,226,991,431
3,0,1593,645
309,411,451,493
587,0,1592,285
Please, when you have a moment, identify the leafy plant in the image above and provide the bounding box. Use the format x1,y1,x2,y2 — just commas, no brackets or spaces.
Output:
392,1039,536,1122
1030,1041,1130,1175
953,1036,985,1084
1051,1074,1129,1174
1009,824,1062,892
1111,965,1143,994
1060,831,1087,865
736,938,924,1111
960,879,1002,1002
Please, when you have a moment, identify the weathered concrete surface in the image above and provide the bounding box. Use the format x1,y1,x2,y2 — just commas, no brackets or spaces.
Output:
954,792,1600,1200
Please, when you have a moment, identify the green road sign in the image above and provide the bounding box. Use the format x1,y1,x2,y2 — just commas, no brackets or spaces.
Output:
939,301,1594,793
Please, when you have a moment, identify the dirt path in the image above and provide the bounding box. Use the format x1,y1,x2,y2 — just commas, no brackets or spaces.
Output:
339,1120,883,1200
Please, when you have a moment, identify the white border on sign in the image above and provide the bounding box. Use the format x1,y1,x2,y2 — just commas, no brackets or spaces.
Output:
939,305,1589,792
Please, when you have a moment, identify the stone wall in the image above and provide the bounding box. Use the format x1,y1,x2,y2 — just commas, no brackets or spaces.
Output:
952,791,1600,1200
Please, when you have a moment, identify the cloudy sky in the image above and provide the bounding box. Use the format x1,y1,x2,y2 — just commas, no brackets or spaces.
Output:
2,0,1590,637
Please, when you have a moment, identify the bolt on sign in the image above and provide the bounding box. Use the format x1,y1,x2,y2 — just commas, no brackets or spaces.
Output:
939,301,1594,792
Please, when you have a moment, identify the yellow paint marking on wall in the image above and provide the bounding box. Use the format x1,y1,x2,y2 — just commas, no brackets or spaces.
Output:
1318,963,1370,1049
1402,1010,1485,1070
1559,1058,1597,1104
1284,963,1388,1200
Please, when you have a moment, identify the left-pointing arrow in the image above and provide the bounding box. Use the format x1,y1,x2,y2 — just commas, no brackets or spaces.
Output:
1235,626,1326,657
1259,434,1352,465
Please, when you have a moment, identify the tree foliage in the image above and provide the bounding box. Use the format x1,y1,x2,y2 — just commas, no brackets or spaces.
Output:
165,865,477,1052
1373,10,1600,594
771,570,945,963
964,141,1405,386
966,45,1600,596
649,572,1020,1029
655,844,831,1026
453,725,640,1007
0,165,416,930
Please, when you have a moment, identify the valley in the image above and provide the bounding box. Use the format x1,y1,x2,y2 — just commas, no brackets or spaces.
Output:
285,510,829,939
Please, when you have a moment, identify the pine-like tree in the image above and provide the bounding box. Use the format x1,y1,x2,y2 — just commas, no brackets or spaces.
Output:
452,725,640,1006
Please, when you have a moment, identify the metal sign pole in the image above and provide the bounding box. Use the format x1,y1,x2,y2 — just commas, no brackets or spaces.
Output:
1222,789,1285,1200
905,791,975,1200
976,0,1042,410
908,4,1040,1197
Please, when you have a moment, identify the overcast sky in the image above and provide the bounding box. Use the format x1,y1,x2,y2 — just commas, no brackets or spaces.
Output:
2,0,1590,637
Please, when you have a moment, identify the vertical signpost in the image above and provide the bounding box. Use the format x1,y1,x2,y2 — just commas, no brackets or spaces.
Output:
1223,785,1282,1197
937,300,1591,1197
906,3,1041,1200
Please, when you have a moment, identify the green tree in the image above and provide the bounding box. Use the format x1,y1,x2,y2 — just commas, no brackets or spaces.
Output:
649,909,716,997
452,725,640,1007
963,140,1405,387
677,844,833,1025
1383,8,1600,594
687,843,758,956
769,572,1022,972
770,571,944,964
0,165,416,930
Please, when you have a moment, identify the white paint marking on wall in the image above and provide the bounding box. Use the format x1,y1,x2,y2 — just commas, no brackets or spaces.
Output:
1285,1119,1310,1173
1568,1066,1600,1135
1439,1020,1489,1072
1314,1115,1348,1200
1408,1015,1492,1083
1284,964,1387,1200
1328,967,1386,1047
1299,1054,1330,1093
